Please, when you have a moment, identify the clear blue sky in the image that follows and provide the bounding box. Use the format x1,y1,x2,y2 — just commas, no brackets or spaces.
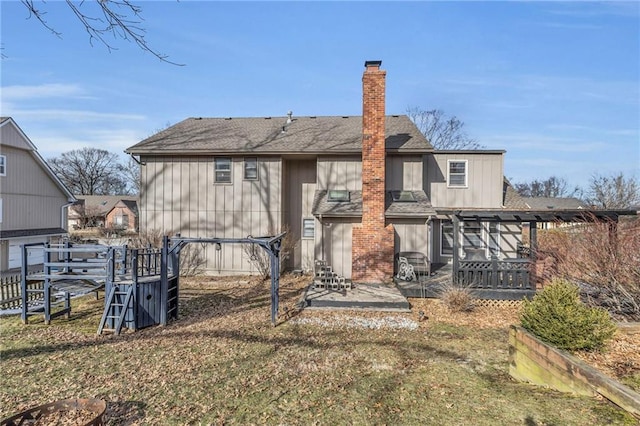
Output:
1,1,638,190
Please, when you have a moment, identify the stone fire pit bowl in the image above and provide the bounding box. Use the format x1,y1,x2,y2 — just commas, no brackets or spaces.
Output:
1,398,107,426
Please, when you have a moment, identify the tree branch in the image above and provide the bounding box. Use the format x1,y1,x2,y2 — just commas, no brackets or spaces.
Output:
21,0,184,65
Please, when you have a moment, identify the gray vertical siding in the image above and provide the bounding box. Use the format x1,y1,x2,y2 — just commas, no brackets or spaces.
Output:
427,152,504,208
393,219,429,254
317,156,362,190
140,155,282,275
1,122,31,150
0,145,68,231
137,150,521,276
315,156,362,277
386,155,423,190
283,159,317,272
315,218,355,278
500,222,522,259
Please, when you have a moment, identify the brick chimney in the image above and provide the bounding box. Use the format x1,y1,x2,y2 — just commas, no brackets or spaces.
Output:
351,60,395,283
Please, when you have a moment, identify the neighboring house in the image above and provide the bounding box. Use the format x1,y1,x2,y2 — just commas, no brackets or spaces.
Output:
523,197,587,229
69,195,138,232
126,61,526,281
0,117,76,271
523,197,586,211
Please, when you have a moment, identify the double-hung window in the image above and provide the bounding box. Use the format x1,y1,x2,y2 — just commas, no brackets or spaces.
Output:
462,221,483,250
441,220,502,258
447,160,467,187
244,157,258,181
214,157,231,183
0,155,6,176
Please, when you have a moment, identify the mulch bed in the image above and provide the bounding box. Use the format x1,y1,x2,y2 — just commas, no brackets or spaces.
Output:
573,326,640,389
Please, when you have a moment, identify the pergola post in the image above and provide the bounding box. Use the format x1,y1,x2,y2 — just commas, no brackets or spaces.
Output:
453,214,460,283
608,220,618,257
529,221,538,264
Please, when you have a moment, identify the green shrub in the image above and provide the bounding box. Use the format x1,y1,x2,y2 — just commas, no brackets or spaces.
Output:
520,279,616,351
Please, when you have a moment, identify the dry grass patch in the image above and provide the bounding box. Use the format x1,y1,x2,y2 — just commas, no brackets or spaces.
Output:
1,275,636,425
409,297,522,329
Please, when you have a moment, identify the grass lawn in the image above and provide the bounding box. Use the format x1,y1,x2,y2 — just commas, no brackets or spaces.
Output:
0,275,636,425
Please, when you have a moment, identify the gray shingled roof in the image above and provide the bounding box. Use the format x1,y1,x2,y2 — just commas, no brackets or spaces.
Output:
523,197,587,210
503,179,528,209
0,227,67,239
126,115,432,155
312,190,434,218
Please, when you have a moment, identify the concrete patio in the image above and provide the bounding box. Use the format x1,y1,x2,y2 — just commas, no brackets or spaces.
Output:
300,281,411,312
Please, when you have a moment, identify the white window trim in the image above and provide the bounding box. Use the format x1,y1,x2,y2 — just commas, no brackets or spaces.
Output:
214,157,232,184
0,198,3,223
487,222,501,259
440,220,501,259
302,218,315,239
0,155,6,176
243,157,258,181
447,159,468,188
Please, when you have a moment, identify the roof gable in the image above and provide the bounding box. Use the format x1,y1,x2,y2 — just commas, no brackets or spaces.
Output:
1,117,36,151
0,117,75,201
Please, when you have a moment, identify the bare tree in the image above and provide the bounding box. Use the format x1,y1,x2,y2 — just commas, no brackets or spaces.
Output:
122,156,141,194
49,147,132,195
20,0,182,65
514,176,580,198
586,173,640,209
70,202,104,229
406,107,482,150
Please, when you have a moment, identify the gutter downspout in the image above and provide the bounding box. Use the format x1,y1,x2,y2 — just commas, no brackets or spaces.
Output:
61,201,76,230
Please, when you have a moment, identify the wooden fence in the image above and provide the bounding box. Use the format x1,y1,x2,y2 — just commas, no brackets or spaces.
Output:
0,273,44,310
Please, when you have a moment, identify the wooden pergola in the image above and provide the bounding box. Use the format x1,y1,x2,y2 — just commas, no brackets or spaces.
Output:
443,208,637,299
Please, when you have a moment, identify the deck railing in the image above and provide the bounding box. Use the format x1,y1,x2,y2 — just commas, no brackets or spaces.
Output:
125,248,163,277
457,258,532,290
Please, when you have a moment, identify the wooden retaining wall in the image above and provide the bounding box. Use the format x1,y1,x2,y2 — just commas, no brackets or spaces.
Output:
509,325,640,419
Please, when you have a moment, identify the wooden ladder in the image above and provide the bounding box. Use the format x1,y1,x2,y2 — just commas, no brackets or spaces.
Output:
97,285,134,335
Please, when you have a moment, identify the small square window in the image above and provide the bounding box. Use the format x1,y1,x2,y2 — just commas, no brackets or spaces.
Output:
448,160,467,187
244,157,258,180
302,218,315,238
0,155,6,176
327,190,350,202
214,157,231,183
